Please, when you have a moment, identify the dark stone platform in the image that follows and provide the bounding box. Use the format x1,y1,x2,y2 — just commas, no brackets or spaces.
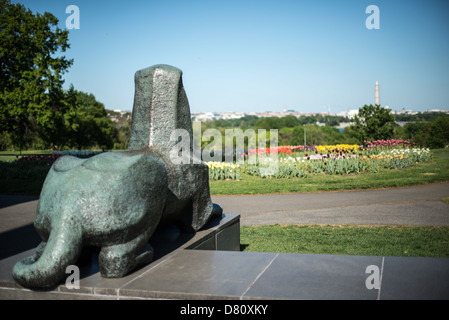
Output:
0,213,242,299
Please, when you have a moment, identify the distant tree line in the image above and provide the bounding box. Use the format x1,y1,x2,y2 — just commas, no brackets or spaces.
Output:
200,107,449,149
395,117,449,148
212,114,348,130
393,111,449,122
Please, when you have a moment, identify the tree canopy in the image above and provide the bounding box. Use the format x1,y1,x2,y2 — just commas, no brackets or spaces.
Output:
0,0,73,150
350,104,395,142
0,0,120,151
63,87,117,150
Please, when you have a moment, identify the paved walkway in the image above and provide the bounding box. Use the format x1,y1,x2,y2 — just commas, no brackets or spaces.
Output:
212,182,449,226
1,182,448,233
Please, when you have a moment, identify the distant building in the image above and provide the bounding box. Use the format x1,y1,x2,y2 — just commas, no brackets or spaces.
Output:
219,112,246,120
392,108,418,115
107,109,131,122
337,109,359,119
188,106,449,124
375,81,380,106
191,112,216,121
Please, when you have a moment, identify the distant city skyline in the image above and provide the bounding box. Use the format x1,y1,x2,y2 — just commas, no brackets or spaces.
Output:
13,0,449,114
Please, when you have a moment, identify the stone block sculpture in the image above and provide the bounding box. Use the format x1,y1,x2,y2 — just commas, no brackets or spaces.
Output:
12,65,222,289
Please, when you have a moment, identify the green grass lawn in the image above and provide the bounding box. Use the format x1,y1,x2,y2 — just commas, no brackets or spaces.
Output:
241,224,449,258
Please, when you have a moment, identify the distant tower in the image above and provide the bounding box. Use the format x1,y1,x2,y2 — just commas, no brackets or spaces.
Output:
375,81,380,106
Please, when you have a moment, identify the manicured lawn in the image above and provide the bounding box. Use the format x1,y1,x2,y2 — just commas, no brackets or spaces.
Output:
240,224,449,258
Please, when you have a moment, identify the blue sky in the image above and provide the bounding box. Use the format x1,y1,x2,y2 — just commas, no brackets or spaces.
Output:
12,0,449,114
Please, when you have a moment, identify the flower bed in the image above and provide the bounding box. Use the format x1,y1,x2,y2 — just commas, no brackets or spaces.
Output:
17,154,61,165
205,161,241,180
373,148,432,169
363,138,412,153
3,143,431,182
214,141,433,180
315,144,361,153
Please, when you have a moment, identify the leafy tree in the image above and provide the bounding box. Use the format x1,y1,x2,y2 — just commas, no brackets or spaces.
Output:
427,117,449,148
304,124,327,146
402,122,428,146
298,115,319,125
278,127,294,145
279,115,299,128
110,112,131,150
290,125,305,146
323,115,340,126
0,0,72,151
399,117,449,148
350,104,395,143
320,126,341,144
64,87,117,150
340,126,360,145
255,117,282,130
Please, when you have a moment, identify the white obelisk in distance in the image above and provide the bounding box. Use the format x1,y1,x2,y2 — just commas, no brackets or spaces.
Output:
375,81,380,106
